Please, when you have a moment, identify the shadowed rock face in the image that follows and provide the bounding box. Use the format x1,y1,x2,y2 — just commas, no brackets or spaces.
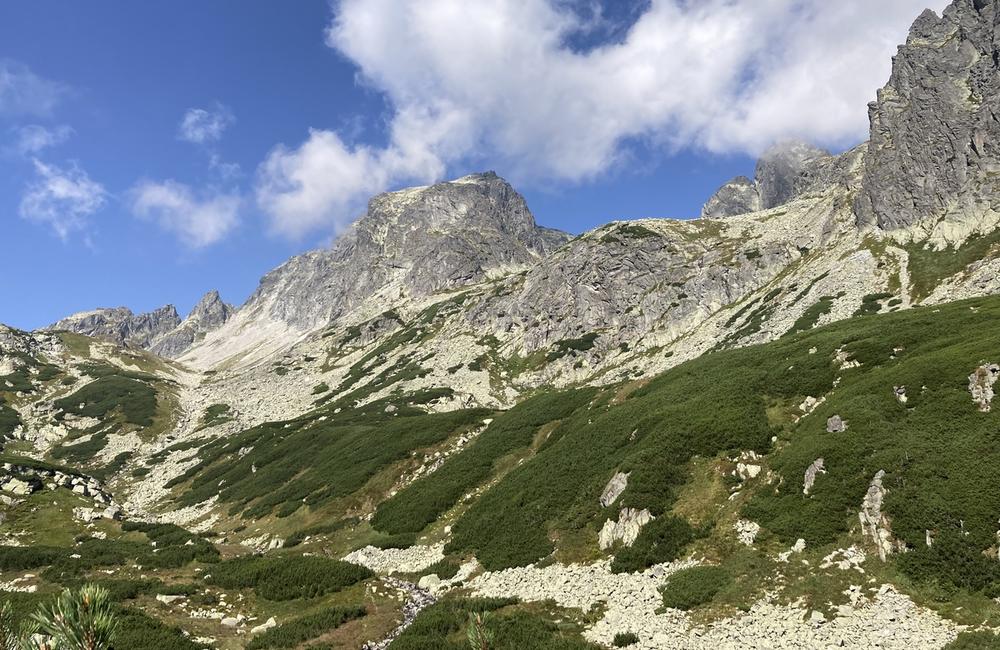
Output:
701,176,761,218
149,290,235,358
49,305,181,349
856,0,1000,231
701,141,834,218
235,172,571,332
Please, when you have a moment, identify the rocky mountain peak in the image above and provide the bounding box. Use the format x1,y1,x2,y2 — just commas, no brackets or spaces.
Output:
179,172,571,367
855,0,1000,233
186,290,233,328
701,140,833,218
49,304,181,349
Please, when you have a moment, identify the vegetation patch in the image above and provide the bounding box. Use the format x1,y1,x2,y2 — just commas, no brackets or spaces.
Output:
246,605,367,649
372,389,593,536
390,598,598,650
205,555,371,601
789,296,836,334
171,401,490,519
53,375,157,427
660,565,732,610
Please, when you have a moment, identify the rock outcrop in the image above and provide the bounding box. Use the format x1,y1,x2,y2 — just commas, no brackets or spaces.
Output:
701,176,761,218
150,290,234,358
49,305,181,349
856,0,1000,235
859,470,904,561
701,141,834,218
600,472,630,508
598,508,653,550
969,362,999,411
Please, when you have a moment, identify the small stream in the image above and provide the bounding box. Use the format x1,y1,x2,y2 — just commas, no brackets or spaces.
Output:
361,578,437,650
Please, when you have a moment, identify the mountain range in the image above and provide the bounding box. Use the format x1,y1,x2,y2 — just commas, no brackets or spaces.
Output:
3,1,1000,649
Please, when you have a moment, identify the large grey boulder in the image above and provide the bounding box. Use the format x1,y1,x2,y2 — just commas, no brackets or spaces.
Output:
855,0,1000,231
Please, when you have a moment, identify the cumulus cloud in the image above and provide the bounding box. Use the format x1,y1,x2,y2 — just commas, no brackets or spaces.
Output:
130,180,240,248
19,159,107,240
257,0,948,238
178,103,235,144
11,124,73,154
0,60,68,117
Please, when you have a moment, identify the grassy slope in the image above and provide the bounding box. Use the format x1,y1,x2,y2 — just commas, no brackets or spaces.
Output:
439,294,1000,600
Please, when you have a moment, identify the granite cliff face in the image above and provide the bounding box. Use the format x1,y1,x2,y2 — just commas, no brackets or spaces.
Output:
856,0,1000,237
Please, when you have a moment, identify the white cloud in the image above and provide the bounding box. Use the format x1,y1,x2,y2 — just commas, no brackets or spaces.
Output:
19,159,107,240
130,180,240,248
256,0,949,237
12,124,73,154
0,60,68,117
178,104,235,144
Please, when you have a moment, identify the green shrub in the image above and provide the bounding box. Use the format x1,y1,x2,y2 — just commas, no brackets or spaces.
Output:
373,389,596,537
610,516,694,574
944,630,1000,649
390,598,597,650
422,559,460,580
174,405,490,519
0,399,22,438
205,556,371,601
660,565,731,610
53,375,157,426
246,606,366,649
613,632,640,647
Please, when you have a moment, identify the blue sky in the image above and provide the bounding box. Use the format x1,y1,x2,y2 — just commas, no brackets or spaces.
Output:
0,0,943,331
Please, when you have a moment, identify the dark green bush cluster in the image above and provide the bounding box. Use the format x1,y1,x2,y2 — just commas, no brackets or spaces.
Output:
613,632,640,647
113,606,201,650
1,523,218,579
944,630,1000,649
205,556,371,600
448,334,781,569
390,597,597,650
196,403,232,430
789,296,835,334
660,565,731,610
610,516,694,574
53,375,157,426
171,404,489,519
121,521,220,565
246,605,366,649
854,292,894,316
0,397,22,438
282,519,355,548
422,559,460,580
546,332,599,361
373,389,596,536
